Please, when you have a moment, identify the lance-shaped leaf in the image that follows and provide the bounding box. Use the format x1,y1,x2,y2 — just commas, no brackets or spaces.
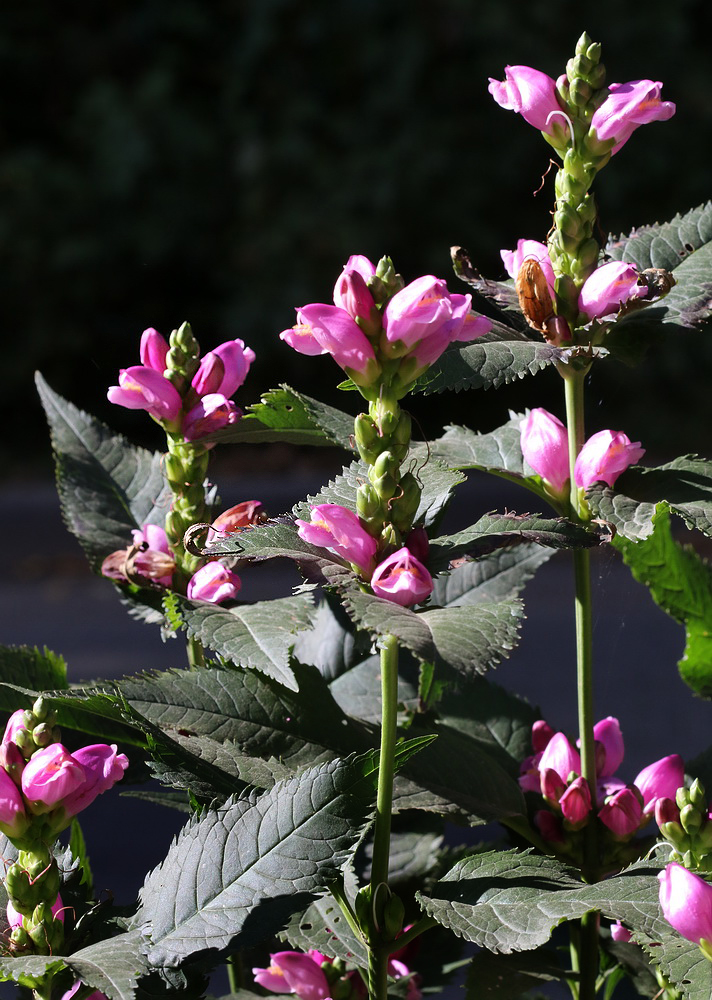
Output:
329,650,420,724
164,592,315,692
36,373,170,567
430,543,553,607
139,753,379,965
587,456,712,541
417,852,668,955
412,336,568,395
207,384,355,449
68,930,150,1000
615,503,712,697
0,645,67,701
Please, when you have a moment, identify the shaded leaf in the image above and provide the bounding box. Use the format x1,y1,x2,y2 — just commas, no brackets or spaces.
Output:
281,892,369,967
0,645,68,699
464,949,565,1000
413,337,568,395
292,590,373,682
430,544,553,607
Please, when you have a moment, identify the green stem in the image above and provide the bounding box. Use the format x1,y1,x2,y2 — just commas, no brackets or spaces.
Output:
227,952,243,994
187,635,206,669
368,633,400,1000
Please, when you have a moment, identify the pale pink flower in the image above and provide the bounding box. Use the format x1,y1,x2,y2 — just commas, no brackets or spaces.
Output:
182,393,241,442
578,261,647,319
574,430,645,488
590,80,676,154
21,744,86,811
658,863,712,945
333,255,377,324
107,367,182,426
192,339,255,398
139,328,170,372
371,548,434,607
282,304,380,386
296,504,377,572
252,951,331,1000
488,66,564,132
61,744,129,817
520,409,570,494
187,562,241,603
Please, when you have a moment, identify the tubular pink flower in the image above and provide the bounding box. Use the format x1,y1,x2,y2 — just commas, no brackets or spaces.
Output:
488,65,564,132
518,753,543,793
599,786,643,837
252,951,331,1000
132,523,170,554
610,921,633,943
107,367,182,426
61,744,129,818
574,430,645,489
658,863,712,945
538,732,581,783
187,561,242,603
560,776,592,828
182,393,241,442
590,80,676,154
280,312,328,357
296,504,377,572
192,339,255,398
371,548,434,607
3,710,29,746
139,328,170,373
0,767,28,838
7,894,64,928
500,240,556,295
578,261,647,319
593,717,625,777
655,796,681,828
634,754,685,815
540,766,566,805
289,304,380,386
333,255,377,324
520,409,570,494
383,276,466,351
21,744,86,812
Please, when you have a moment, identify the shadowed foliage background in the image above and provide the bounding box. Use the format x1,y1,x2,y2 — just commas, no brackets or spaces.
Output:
2,0,711,472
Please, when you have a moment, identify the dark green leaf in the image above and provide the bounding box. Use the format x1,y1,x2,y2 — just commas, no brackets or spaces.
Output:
606,202,712,273
464,949,565,1000
427,415,527,475
68,930,149,1000
0,645,68,701
281,892,369,966
328,651,420,724
636,927,712,1000
413,337,568,395
292,590,373,682
430,544,553,607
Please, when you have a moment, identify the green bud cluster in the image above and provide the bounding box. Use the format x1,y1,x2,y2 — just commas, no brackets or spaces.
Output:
164,321,202,393
658,780,712,872
5,844,64,959
10,699,61,761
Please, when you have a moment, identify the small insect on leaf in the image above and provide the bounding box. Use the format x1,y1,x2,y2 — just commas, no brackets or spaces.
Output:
640,267,676,299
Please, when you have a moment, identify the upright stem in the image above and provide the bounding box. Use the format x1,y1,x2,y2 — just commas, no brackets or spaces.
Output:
368,633,400,1000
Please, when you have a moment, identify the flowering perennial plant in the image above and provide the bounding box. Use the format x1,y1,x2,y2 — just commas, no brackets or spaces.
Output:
8,27,712,1000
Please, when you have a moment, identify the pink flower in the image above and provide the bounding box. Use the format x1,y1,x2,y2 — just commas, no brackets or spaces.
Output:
574,430,645,488
488,66,564,133
207,501,265,545
187,561,241,603
192,339,255,398
61,744,129,818
107,367,182,427
559,776,591,828
578,262,647,320
371,548,434,607
658,863,712,945
634,754,685,815
296,504,378,572
282,305,381,386
182,393,241,442
500,240,557,295
532,720,555,754
520,409,570,494
7,894,64,928
599,786,643,837
540,767,567,805
21,744,86,812
139,328,170,373
333,255,378,327
538,733,581,784
3,710,29,746
610,921,633,943
655,796,681,828
130,523,175,587
61,984,109,1000
590,80,676,154
593,717,625,777
0,767,28,838
252,951,331,1000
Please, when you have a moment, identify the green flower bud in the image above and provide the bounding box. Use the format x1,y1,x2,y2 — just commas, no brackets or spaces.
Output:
32,698,50,723
570,78,592,108
357,482,383,523
9,926,30,951
354,885,373,932
370,452,398,501
380,523,400,549
31,723,53,748
21,711,36,732
354,413,384,464
390,472,421,534
690,778,707,810
681,803,703,835
676,786,691,811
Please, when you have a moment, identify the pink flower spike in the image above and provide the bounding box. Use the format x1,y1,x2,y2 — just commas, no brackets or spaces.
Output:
578,261,647,320
560,776,592,829
591,80,676,154
107,367,183,427
0,767,28,838
520,409,570,494
599,786,643,837
593,717,624,777
574,430,645,489
658,863,712,945
187,562,241,604
488,65,563,133
182,394,241,442
139,328,170,373
500,240,556,295
538,732,581,783
61,744,129,818
296,504,377,572
21,744,86,813
371,548,434,607
635,754,685,815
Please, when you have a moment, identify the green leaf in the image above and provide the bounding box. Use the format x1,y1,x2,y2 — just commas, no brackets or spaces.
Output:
587,456,712,541
69,816,94,897
0,645,68,702
412,337,568,395
637,929,712,1000
139,754,379,965
430,544,553,607
428,414,527,475
165,592,315,692
329,651,420,724
36,373,169,568
281,892,369,967
616,503,712,697
0,956,66,990
208,385,355,448
292,590,373,682
68,930,150,1000
464,949,565,1000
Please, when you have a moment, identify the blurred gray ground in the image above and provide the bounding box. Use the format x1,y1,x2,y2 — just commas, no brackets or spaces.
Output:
1,470,710,997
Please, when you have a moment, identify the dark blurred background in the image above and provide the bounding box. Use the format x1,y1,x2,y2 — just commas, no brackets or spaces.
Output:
2,0,711,476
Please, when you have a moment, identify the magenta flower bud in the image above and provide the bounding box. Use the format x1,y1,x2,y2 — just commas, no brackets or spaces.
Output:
296,504,378,572
371,547,434,607
500,240,557,295
590,80,676,154
593,717,625,777
599,786,643,838
7,893,64,928
0,767,29,838
288,304,381,386
253,951,331,1000
3,710,29,746
186,561,241,603
21,744,86,813
635,754,685,815
107,367,183,427
538,732,581,783
574,430,645,489
139,328,170,373
560,776,592,829
578,262,647,320
610,921,633,943
532,719,555,754
658,863,712,946
192,339,255,398
655,796,681,828
488,65,564,132
535,808,565,843
540,766,566,806
520,409,570,494
404,526,429,564
61,744,128,818
182,394,241,442
333,255,378,325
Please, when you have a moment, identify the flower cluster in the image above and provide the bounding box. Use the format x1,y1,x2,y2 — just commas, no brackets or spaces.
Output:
520,716,684,843
659,863,712,962
281,255,491,393
520,408,644,499
107,327,254,442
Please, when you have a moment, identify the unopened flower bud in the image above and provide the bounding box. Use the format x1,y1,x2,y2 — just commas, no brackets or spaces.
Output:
383,892,405,940
357,482,383,524
681,803,703,835
655,797,681,828
354,413,384,463
371,451,398,501
690,779,707,811
32,698,50,723
677,786,692,811
30,723,53,748
390,473,421,534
